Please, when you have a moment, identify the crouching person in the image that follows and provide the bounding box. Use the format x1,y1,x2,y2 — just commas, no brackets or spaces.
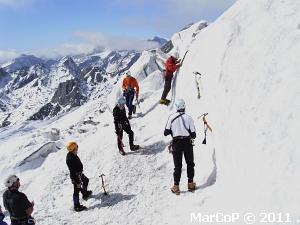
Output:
66,142,92,212
3,175,35,225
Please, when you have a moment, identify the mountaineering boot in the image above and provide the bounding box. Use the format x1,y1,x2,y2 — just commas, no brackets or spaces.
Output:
74,204,87,212
188,182,196,192
82,190,92,200
128,115,132,119
159,99,170,106
171,185,180,195
119,150,126,156
130,144,140,151
165,99,171,103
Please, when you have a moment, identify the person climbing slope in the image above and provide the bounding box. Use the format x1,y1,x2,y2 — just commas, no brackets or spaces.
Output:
160,53,181,105
113,96,140,155
164,99,197,195
66,142,92,212
122,71,139,119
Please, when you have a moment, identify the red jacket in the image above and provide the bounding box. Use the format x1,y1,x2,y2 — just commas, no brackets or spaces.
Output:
165,56,180,76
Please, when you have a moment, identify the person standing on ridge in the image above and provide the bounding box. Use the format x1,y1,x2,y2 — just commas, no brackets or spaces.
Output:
66,142,92,212
2,175,35,225
113,96,140,155
122,71,139,119
160,53,181,105
164,99,196,195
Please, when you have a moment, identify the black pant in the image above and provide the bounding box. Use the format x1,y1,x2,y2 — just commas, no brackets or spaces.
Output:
72,174,89,206
117,124,134,151
161,76,173,100
172,138,195,185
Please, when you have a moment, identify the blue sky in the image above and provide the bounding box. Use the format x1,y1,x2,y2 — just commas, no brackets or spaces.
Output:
0,0,237,61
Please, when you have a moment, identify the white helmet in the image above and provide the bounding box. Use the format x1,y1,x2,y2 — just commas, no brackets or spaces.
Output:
175,99,185,111
117,96,126,106
4,175,19,188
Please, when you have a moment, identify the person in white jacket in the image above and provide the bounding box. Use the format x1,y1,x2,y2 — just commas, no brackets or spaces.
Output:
164,99,196,195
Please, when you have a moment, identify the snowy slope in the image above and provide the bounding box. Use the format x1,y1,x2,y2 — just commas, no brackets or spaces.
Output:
0,0,300,224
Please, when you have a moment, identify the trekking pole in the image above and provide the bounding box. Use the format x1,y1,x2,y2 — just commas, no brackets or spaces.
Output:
99,174,108,195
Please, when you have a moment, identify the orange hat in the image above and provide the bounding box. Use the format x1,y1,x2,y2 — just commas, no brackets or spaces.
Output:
67,141,78,152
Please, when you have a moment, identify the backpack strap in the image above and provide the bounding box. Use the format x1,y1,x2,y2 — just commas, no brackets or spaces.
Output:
170,113,191,135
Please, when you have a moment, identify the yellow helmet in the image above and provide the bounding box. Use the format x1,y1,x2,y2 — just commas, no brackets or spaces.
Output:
67,141,78,152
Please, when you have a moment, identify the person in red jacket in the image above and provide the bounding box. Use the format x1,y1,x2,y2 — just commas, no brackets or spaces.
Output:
160,54,181,105
122,71,139,119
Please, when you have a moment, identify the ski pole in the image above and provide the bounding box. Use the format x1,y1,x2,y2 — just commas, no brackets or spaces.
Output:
99,174,108,195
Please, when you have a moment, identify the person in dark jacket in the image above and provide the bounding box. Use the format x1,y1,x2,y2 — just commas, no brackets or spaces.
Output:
0,205,8,225
113,96,139,156
164,99,196,195
2,175,35,225
66,142,92,212
160,53,181,105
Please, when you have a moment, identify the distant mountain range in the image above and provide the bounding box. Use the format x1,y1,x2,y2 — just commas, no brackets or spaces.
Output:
0,37,169,127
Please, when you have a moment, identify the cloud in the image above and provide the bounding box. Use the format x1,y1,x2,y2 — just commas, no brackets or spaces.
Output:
30,31,159,59
0,50,19,64
74,31,159,51
1,31,160,62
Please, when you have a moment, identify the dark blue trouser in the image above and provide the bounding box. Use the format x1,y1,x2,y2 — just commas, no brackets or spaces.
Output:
124,90,135,116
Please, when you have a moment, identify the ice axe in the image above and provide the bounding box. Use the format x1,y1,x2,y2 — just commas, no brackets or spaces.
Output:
136,96,140,109
198,113,212,144
99,174,108,195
